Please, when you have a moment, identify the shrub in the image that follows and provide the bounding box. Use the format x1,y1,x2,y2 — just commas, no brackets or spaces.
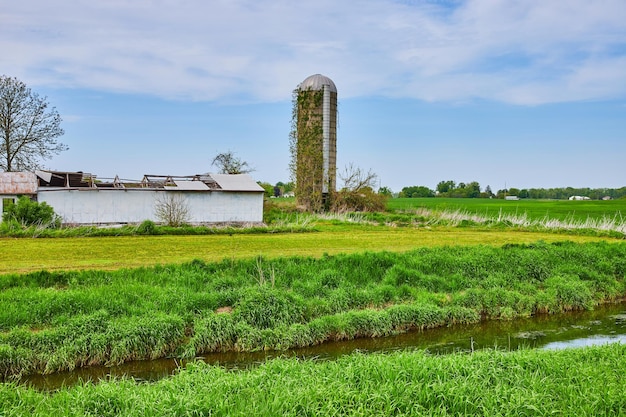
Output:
2,196,60,228
331,187,388,212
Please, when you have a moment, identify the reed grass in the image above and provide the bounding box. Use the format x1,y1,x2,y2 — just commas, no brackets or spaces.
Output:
349,206,626,236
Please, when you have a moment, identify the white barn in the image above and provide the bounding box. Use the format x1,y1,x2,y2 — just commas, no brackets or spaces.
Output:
0,170,265,225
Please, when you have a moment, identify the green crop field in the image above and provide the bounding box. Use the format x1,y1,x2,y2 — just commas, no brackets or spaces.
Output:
387,197,626,222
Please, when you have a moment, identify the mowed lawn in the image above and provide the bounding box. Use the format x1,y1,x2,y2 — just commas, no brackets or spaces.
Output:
0,226,614,274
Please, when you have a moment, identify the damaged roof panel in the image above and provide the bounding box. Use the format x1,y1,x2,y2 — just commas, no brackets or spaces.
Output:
167,180,211,191
210,174,265,192
36,170,94,188
1,170,265,193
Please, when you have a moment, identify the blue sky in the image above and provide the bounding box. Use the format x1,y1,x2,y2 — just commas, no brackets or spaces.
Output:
2,0,625,192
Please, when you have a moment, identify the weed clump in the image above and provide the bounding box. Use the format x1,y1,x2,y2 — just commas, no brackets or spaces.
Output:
234,287,305,329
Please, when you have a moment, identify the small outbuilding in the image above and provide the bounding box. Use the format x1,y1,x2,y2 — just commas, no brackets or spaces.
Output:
0,170,265,225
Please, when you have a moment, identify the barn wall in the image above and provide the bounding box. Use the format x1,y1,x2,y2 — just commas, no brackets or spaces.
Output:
37,189,263,224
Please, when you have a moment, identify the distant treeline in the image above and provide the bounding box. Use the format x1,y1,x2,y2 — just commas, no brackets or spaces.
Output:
399,181,626,199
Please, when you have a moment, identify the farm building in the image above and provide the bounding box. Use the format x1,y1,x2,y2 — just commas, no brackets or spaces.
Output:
0,170,265,225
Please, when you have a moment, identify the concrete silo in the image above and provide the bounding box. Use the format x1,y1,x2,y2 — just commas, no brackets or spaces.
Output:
294,74,337,211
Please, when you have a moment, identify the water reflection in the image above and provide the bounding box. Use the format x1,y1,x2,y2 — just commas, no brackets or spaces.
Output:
20,302,626,391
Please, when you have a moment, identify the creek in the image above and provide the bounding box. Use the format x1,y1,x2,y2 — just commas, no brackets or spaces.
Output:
21,302,626,391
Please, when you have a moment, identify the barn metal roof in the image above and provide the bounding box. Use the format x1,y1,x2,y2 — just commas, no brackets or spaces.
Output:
0,170,265,193
167,180,210,191
210,174,265,192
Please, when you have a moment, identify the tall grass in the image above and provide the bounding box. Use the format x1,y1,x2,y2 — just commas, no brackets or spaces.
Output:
352,207,626,235
2,344,626,416
1,241,625,378
383,197,626,235
0,220,316,238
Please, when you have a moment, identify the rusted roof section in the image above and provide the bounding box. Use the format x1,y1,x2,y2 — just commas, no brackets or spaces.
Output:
0,172,38,194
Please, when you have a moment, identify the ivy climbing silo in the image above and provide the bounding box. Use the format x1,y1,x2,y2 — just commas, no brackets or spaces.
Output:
291,74,337,212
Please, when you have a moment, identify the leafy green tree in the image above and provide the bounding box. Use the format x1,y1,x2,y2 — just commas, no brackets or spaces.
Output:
378,186,393,196
273,181,295,197
508,188,521,197
257,182,274,198
465,181,481,198
401,185,434,198
281,182,295,194
436,180,455,194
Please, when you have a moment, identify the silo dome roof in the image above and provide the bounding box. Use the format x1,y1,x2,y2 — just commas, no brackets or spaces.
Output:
298,74,337,93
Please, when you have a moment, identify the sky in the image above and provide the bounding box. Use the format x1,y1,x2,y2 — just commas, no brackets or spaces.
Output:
2,0,625,192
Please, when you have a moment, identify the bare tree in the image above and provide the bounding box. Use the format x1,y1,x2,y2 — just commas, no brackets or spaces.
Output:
0,75,67,171
211,150,253,174
154,193,190,227
339,163,378,192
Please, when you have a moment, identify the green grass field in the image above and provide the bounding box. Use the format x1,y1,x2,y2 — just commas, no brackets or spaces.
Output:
0,227,614,274
387,197,626,222
2,200,626,415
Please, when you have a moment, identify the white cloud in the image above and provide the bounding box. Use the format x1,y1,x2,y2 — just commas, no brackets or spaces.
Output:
1,0,625,104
